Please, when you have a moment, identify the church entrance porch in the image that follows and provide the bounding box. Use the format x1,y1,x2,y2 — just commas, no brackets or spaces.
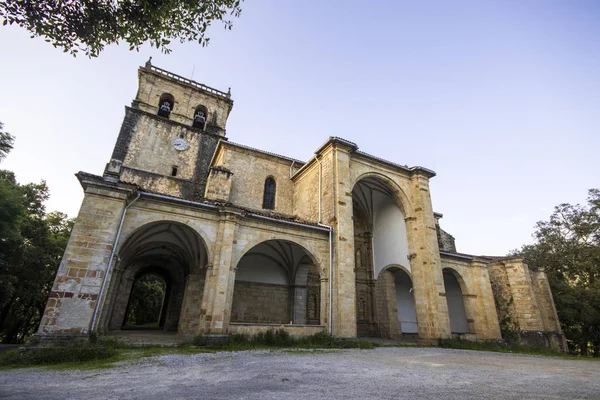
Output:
231,240,321,326
352,176,416,339
100,221,209,336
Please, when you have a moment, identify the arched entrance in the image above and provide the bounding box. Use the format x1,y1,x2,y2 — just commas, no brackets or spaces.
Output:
102,221,209,335
352,176,413,337
443,268,470,334
123,271,168,329
231,240,321,325
376,266,418,339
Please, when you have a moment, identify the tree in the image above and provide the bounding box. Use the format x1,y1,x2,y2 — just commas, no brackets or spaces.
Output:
125,274,167,327
514,189,600,356
0,127,75,343
0,122,14,162
0,0,243,57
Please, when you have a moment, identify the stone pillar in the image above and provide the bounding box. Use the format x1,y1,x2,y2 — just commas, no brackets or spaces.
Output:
408,173,451,343
331,145,357,337
503,259,543,331
178,273,205,335
470,261,502,339
38,178,134,337
320,277,329,328
375,270,402,339
531,268,561,332
198,209,240,336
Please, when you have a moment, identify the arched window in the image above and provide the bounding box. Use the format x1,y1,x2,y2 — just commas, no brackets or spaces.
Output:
157,93,174,118
192,106,207,130
262,177,276,210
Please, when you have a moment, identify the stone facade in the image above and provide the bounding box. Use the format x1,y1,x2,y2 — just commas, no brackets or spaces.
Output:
38,61,565,350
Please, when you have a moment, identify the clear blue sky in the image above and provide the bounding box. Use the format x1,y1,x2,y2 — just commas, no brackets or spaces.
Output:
0,0,598,256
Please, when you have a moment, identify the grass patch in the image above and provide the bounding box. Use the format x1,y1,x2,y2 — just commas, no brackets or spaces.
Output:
0,329,375,370
201,329,375,351
0,345,117,369
438,338,567,357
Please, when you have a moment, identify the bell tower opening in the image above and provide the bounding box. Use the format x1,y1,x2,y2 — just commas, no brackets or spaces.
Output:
157,93,174,118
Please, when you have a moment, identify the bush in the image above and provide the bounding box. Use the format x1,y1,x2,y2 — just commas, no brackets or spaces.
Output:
438,338,561,356
192,335,208,347
192,328,375,351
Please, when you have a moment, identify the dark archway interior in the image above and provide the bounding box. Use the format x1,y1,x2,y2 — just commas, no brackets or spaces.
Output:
103,222,208,334
123,271,168,329
231,240,320,325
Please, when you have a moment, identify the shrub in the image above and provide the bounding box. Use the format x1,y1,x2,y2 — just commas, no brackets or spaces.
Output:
192,335,208,347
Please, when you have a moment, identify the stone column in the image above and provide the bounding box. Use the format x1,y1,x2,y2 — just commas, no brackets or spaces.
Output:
198,209,240,336
320,277,329,328
408,173,451,343
178,273,205,335
38,177,135,337
331,145,357,337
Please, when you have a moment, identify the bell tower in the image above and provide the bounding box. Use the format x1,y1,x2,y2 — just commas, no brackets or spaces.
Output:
104,59,234,201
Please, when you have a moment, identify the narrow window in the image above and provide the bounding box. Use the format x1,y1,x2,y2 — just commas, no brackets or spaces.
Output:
192,106,207,129
171,166,178,177
158,94,174,118
262,177,276,210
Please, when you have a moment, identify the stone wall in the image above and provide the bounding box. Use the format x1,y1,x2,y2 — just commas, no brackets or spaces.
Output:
109,109,221,200
38,177,132,335
440,256,501,339
216,143,302,215
293,161,321,222
231,281,290,324
204,166,233,202
229,323,325,338
488,259,566,351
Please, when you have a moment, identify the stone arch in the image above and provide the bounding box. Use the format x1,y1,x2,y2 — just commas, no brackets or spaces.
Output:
231,239,321,325
99,220,210,335
443,267,471,334
233,233,324,273
122,267,171,329
157,93,175,118
352,174,413,298
375,264,419,339
192,105,208,129
352,171,413,217
116,214,214,267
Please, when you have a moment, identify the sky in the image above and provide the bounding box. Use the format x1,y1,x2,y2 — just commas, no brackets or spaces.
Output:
0,0,598,256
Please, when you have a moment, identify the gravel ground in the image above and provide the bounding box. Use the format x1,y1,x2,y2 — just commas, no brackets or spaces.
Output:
1,347,599,400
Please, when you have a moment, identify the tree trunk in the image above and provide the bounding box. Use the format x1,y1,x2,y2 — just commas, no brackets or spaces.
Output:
0,296,16,331
580,326,590,356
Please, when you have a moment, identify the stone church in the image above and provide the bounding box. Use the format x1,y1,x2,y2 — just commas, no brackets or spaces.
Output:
38,60,565,350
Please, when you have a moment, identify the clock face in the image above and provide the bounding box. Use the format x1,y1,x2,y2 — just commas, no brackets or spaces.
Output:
172,138,189,151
